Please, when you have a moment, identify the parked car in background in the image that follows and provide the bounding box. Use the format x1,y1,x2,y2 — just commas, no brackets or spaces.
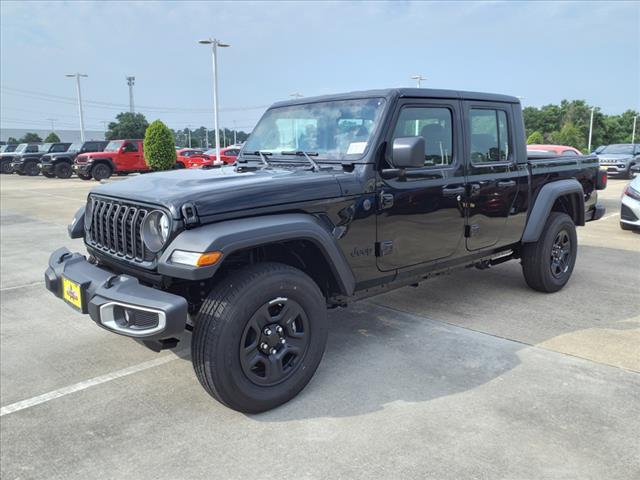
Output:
596,144,640,178
0,144,18,154
39,140,108,179
620,176,640,231
11,142,72,176
203,145,241,165
592,145,607,155
73,139,147,180
0,143,40,174
527,144,582,156
176,148,212,169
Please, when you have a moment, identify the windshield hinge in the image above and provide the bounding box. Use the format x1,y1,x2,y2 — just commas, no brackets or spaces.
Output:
181,202,199,228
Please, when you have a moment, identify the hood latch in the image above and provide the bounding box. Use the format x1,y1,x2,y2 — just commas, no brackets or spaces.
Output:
181,202,200,228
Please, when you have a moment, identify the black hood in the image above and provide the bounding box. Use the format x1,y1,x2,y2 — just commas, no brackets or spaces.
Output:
90,165,345,219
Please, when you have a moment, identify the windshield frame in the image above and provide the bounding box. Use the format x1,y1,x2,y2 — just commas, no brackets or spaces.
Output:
104,140,124,152
600,144,633,155
242,96,388,163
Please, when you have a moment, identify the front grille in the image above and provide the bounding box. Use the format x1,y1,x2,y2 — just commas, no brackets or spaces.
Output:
87,197,154,262
621,204,638,222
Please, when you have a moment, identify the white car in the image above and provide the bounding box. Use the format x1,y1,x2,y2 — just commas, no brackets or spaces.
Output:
620,176,640,231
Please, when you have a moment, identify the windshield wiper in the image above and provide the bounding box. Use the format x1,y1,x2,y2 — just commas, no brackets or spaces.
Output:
241,150,272,167
281,151,321,172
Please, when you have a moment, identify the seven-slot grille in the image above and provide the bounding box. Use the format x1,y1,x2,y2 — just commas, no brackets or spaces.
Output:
87,197,153,262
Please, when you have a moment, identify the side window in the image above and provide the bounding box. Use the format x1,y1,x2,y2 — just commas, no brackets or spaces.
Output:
122,142,138,153
51,144,68,153
470,109,510,163
392,107,453,166
561,150,578,156
85,142,98,152
26,145,39,153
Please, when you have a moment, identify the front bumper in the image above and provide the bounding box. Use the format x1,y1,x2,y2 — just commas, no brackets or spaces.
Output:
10,162,24,173
73,163,92,175
620,196,640,228
39,163,54,174
600,163,630,175
45,247,188,340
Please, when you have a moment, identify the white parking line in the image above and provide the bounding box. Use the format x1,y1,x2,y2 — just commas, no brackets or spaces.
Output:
601,212,620,220
0,281,44,292
0,349,190,417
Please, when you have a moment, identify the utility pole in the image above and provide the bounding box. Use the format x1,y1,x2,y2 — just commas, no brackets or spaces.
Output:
410,75,426,88
205,128,209,149
233,120,237,144
126,76,135,113
47,118,57,132
187,126,192,148
632,115,638,144
101,120,108,138
65,73,88,142
588,107,595,152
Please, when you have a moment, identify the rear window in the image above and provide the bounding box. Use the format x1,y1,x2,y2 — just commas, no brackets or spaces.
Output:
470,109,510,163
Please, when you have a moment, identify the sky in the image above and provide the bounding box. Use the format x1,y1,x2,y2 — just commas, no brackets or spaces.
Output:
1,0,638,135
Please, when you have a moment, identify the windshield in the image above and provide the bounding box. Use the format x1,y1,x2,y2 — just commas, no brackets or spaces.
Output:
39,143,52,152
601,144,633,155
14,143,28,153
67,142,83,152
243,98,387,161
104,140,123,152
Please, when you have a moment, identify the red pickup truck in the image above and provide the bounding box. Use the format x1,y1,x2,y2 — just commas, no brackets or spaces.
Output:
73,139,148,180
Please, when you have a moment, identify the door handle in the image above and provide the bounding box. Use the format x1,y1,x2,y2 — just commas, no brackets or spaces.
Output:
442,186,465,197
497,180,516,188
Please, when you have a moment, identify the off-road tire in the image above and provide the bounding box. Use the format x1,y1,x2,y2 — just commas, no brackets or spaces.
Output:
521,212,577,293
54,162,73,179
0,162,13,174
192,262,328,413
92,163,112,181
24,161,39,176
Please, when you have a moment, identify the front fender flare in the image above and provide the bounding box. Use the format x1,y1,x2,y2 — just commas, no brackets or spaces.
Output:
157,213,356,295
522,179,584,243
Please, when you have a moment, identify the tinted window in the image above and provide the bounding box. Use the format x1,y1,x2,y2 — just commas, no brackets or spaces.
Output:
600,144,633,155
122,142,138,153
26,145,39,153
50,144,69,153
470,109,510,163
561,150,578,156
392,107,453,166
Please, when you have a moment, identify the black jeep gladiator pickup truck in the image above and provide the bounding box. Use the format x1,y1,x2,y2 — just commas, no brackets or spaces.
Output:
39,140,108,179
11,142,71,176
45,88,606,413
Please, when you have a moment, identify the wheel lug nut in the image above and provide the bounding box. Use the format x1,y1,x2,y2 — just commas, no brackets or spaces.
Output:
280,338,286,344
269,348,277,355
276,326,283,334
260,342,269,351
264,328,272,336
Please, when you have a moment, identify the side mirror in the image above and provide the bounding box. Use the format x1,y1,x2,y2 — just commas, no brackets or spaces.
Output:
391,136,425,169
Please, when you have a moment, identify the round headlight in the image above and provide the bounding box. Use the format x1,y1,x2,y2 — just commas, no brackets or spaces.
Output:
141,210,171,252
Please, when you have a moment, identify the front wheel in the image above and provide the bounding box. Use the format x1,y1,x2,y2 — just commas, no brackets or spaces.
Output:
0,162,13,174
24,161,40,176
92,163,112,181
192,262,328,413
521,212,577,293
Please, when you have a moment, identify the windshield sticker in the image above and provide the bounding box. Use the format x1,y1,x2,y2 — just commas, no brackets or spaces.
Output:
347,142,367,155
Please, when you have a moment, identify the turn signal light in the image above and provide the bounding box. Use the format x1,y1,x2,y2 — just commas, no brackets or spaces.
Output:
196,251,223,266
170,250,223,267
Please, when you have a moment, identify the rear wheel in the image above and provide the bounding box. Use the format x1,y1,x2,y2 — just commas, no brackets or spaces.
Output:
24,161,40,176
92,163,112,181
521,212,577,293
54,162,73,179
192,262,328,413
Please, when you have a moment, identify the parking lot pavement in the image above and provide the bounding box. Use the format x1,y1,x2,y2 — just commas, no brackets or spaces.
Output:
1,175,639,479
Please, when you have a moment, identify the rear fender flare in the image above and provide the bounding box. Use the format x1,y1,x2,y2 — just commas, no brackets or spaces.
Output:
522,179,584,243
158,213,356,296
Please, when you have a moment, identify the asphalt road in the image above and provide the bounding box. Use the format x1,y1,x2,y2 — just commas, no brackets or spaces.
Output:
1,174,638,480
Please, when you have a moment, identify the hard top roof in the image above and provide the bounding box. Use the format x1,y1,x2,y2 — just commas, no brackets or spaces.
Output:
270,88,520,108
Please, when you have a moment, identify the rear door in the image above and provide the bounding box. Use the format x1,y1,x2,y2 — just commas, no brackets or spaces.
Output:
463,102,522,250
120,141,142,171
376,98,466,271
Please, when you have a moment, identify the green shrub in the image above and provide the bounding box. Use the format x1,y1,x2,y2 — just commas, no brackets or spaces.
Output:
44,132,61,143
144,120,176,171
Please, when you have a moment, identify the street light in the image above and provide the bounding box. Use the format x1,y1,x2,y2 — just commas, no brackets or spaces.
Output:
632,115,638,145
199,38,230,165
588,107,595,152
65,73,88,142
46,118,57,132
410,75,426,88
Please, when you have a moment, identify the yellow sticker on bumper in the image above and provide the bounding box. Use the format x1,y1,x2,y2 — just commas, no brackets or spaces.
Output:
62,277,82,310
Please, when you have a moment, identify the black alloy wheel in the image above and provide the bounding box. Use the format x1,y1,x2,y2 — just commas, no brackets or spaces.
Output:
550,229,572,279
92,163,112,181
24,161,40,176
54,162,73,179
239,297,311,387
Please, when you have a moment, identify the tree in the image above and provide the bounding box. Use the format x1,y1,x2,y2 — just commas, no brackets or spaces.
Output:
551,123,584,150
19,132,42,143
144,120,176,171
527,131,544,144
44,132,61,143
106,112,149,140
7,137,19,144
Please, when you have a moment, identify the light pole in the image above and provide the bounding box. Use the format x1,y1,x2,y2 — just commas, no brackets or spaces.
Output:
233,120,237,145
205,128,209,149
411,75,426,88
126,76,135,113
588,107,595,152
187,126,192,148
101,120,108,138
65,73,88,142
632,115,638,144
47,118,57,132
199,38,230,164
